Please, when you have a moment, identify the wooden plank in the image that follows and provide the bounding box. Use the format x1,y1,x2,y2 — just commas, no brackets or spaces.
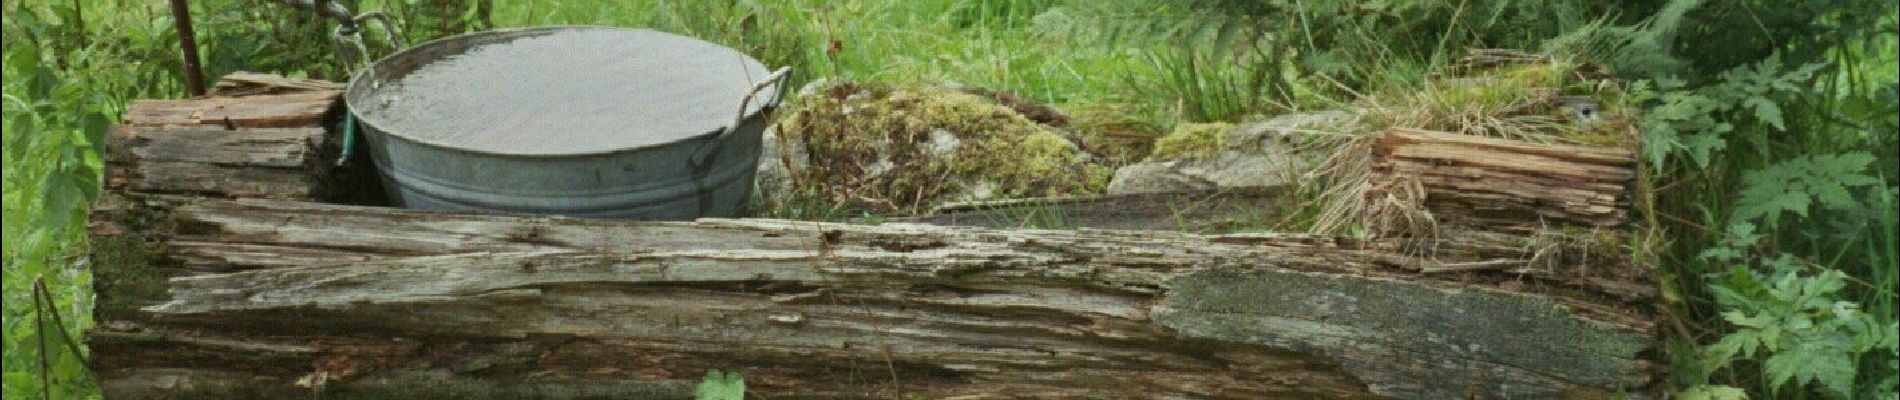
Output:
88,196,1660,399
211,71,345,97
1372,129,1636,229
104,127,322,199
123,90,339,128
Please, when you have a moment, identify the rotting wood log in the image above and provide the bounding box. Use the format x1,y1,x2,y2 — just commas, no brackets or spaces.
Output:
88,195,1660,399
902,188,1654,302
1372,129,1637,229
87,74,1658,398
102,126,323,199
102,73,362,201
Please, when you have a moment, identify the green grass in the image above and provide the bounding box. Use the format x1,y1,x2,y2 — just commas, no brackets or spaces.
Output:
4,0,1896,399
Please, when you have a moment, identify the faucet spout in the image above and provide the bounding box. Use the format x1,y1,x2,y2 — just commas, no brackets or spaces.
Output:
282,0,359,35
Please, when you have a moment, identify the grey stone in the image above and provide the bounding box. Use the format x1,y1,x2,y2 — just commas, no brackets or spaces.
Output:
1107,150,1304,194
754,125,804,199
1224,110,1352,154
1107,111,1351,195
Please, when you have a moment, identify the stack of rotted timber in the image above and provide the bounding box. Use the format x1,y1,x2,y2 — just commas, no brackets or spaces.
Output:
86,74,1659,399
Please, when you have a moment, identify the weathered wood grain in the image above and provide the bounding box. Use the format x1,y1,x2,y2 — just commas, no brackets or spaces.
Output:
89,196,1659,399
104,73,345,200
86,74,1659,399
123,90,338,128
103,126,322,199
1372,129,1636,229
211,71,346,97
901,187,1287,233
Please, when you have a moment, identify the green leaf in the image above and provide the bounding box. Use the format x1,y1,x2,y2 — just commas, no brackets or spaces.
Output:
1763,339,1856,397
694,369,744,400
1798,270,1847,299
1676,385,1748,400
1743,96,1783,131
1679,131,1726,169
1708,318,1769,359
1732,153,1880,225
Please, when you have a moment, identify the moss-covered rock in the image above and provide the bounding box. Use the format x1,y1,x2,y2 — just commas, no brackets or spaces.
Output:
1147,122,1233,160
1106,112,1349,195
774,80,1110,214
1066,106,1167,165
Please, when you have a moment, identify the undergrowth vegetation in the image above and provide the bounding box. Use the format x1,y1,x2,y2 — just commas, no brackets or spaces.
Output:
4,0,1895,398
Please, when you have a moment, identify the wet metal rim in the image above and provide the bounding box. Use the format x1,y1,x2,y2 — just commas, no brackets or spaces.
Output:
342,25,785,159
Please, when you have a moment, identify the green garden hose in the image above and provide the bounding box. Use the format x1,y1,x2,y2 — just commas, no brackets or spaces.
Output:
339,112,357,166
330,11,400,167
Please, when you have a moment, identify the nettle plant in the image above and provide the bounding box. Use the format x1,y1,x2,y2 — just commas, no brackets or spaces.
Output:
1639,54,1900,399
1694,235,1899,398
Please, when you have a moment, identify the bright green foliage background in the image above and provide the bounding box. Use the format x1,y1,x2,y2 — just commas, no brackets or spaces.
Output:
4,0,1896,399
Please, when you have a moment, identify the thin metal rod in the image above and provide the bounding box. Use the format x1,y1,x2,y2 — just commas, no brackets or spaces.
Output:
168,0,207,96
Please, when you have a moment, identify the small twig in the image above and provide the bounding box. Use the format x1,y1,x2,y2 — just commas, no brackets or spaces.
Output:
34,278,100,385
34,281,86,362
883,343,899,389
35,277,51,400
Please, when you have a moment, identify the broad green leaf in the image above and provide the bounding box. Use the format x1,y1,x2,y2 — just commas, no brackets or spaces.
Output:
1732,153,1880,224
1708,324,1767,360
1799,270,1846,299
1763,340,1856,397
1742,96,1783,130
79,112,109,156
695,369,744,400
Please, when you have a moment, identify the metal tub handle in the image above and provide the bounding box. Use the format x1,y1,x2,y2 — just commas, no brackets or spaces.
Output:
695,65,791,170
688,66,792,217
730,66,794,132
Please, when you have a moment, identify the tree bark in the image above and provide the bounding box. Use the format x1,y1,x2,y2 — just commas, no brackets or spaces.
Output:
89,196,1659,399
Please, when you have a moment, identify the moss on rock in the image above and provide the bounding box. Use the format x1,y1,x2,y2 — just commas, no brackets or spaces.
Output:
777,80,1109,213
1147,122,1234,160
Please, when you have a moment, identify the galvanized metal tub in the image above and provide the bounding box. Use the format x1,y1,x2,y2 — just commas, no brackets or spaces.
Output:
344,26,787,219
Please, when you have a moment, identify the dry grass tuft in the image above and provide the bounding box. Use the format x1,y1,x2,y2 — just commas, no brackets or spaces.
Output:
1297,49,1637,238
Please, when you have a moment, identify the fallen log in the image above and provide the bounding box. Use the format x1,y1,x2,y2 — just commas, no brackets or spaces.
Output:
1372,129,1636,230
89,196,1659,399
87,73,1659,399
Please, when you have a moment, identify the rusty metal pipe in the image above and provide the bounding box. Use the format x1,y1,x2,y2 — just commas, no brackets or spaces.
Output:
166,0,206,96
281,0,359,35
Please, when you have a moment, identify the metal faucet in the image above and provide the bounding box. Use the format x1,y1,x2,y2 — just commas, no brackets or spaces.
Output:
275,0,404,69
281,0,360,35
